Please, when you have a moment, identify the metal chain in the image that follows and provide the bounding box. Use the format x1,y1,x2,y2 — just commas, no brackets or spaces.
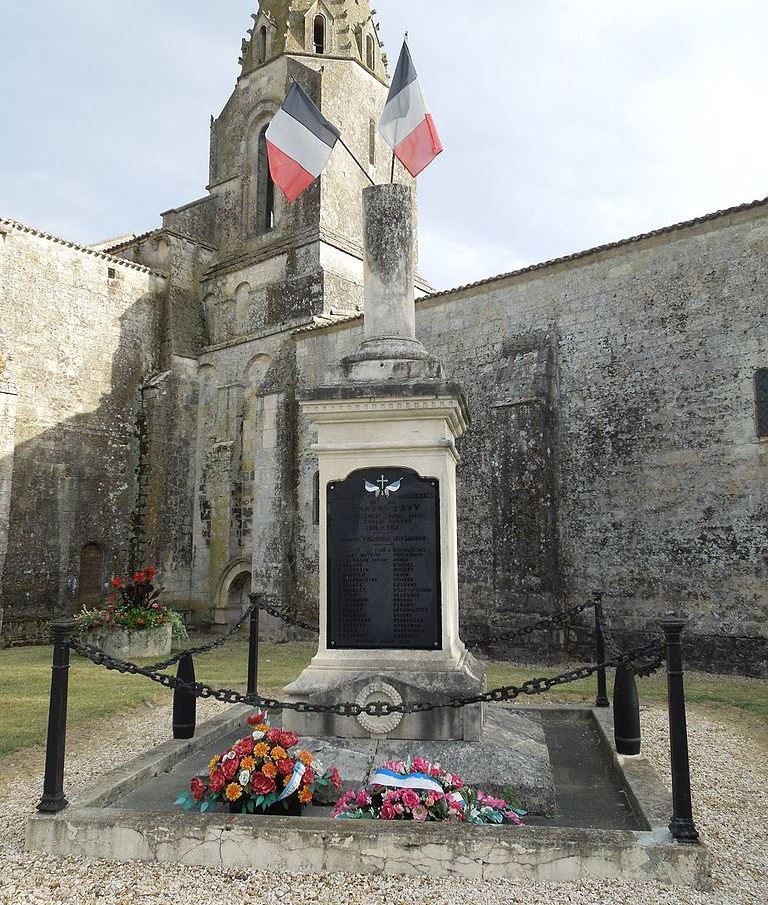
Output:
257,598,320,634
257,597,599,645
595,605,625,657
256,597,669,676
594,605,665,677
483,599,597,644
69,636,664,718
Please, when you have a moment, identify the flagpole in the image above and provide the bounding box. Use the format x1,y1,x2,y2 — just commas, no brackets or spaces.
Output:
389,32,407,184
338,137,375,186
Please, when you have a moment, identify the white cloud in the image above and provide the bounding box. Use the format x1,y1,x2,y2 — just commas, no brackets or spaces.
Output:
419,230,526,292
2,1,768,286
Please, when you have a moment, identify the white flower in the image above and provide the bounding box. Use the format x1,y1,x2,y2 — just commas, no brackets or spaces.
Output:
224,751,237,761
239,770,251,787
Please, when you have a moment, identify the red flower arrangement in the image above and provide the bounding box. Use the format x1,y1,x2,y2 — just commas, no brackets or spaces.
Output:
76,567,185,638
176,713,341,815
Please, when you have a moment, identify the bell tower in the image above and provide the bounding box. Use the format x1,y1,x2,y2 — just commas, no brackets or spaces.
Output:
241,1,387,76
190,0,405,336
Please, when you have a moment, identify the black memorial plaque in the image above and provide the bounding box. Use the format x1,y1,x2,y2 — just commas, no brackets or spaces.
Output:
327,467,441,650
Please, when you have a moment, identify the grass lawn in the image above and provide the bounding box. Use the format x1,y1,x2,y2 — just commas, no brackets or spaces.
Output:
1,640,766,759
0,639,315,759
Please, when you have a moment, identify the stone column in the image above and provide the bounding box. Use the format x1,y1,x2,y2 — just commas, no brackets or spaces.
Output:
341,184,442,383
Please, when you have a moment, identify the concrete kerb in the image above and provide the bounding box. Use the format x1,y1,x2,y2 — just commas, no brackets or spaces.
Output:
591,706,675,832
26,704,711,887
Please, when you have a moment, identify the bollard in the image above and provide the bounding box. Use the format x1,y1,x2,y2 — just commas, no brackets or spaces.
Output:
613,663,641,755
247,594,260,697
172,654,197,739
594,594,610,708
661,616,700,843
37,618,77,813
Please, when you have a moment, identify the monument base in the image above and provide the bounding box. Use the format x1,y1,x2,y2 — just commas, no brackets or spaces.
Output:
283,647,486,741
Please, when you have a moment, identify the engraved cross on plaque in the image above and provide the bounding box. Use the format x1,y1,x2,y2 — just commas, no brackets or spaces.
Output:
377,475,388,493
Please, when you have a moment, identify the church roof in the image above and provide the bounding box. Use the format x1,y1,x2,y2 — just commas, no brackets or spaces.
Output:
0,217,164,276
295,195,768,334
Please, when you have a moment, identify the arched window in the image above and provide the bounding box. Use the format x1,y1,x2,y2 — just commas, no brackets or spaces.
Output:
78,543,104,605
257,126,275,233
755,369,768,439
313,15,326,54
369,119,376,166
257,25,267,65
366,33,375,70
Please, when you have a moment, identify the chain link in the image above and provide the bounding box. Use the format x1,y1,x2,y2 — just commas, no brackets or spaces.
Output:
256,598,320,635
594,604,665,677
484,599,597,644
256,597,600,646
69,636,664,717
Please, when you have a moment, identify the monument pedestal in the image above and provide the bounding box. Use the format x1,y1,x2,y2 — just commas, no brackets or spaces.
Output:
284,386,485,741
285,183,484,741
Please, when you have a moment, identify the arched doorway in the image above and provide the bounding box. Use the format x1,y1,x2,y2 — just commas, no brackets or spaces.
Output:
227,571,252,616
215,560,253,629
77,543,104,608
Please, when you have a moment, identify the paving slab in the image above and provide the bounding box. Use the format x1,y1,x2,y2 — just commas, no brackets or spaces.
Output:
114,705,555,815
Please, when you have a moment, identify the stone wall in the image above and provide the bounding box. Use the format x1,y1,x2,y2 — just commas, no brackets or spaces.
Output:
0,313,18,637
0,221,162,643
296,203,768,674
191,323,298,628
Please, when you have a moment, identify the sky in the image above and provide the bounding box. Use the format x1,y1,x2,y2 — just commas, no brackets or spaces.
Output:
1,1,767,291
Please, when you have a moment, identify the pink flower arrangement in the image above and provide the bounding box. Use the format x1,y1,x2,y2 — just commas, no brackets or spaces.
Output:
331,758,525,826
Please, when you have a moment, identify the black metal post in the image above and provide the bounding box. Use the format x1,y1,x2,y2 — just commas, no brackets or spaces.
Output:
661,616,700,843
37,617,76,813
172,654,197,739
247,594,260,696
594,594,609,708
613,663,641,755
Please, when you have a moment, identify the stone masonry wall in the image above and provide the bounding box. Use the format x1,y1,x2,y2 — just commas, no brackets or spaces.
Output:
296,204,768,674
0,221,162,643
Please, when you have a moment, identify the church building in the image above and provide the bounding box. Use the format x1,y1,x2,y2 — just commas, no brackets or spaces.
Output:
1,0,766,674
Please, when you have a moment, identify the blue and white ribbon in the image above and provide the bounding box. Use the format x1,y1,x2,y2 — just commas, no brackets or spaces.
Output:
368,769,444,796
277,762,306,801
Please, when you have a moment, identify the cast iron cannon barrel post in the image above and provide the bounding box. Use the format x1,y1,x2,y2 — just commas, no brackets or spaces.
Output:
172,653,197,739
594,593,610,708
247,594,261,696
661,615,700,843
37,617,77,813
613,663,641,754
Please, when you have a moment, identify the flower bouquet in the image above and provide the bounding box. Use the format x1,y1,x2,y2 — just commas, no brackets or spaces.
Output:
331,757,525,826
77,567,187,640
176,713,342,816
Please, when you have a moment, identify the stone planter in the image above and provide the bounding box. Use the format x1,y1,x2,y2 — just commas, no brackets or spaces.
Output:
82,623,172,660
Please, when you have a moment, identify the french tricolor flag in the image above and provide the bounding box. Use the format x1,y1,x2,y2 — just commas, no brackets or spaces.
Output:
265,82,341,202
379,42,443,178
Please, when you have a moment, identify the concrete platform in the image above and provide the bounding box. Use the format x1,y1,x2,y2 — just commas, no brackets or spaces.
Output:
113,705,555,816
26,705,711,888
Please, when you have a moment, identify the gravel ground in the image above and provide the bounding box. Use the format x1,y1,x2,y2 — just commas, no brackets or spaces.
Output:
0,693,766,904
